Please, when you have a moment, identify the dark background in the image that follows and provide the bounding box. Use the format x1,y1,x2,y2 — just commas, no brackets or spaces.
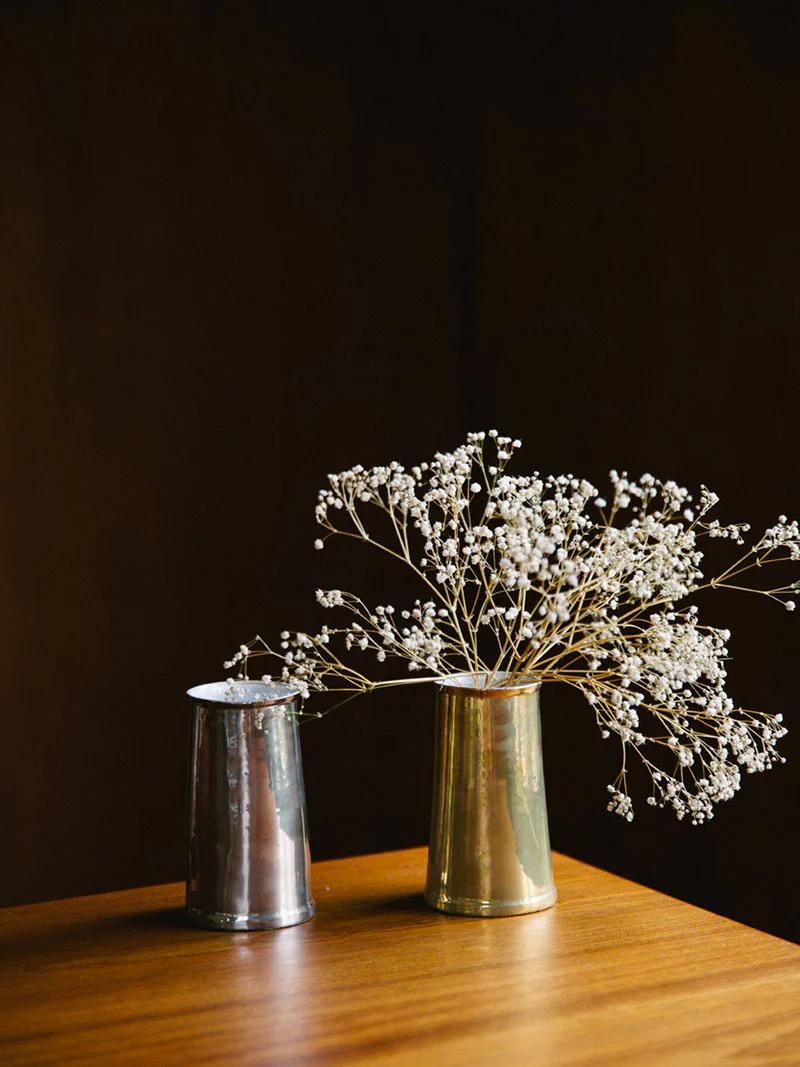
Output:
2,2,799,942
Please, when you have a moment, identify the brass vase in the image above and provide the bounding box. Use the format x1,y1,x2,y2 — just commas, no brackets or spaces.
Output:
424,674,556,917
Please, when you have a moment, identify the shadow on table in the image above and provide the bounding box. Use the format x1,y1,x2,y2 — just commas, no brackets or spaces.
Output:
341,892,445,920
126,906,190,931
0,906,200,968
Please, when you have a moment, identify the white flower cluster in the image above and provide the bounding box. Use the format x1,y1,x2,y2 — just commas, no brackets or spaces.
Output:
229,431,795,825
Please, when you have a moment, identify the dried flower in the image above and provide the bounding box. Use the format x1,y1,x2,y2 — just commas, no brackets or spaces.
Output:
230,432,793,826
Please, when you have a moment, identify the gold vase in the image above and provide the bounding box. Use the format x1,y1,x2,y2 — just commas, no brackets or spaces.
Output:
424,675,557,917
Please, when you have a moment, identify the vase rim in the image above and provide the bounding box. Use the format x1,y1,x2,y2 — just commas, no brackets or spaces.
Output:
437,672,541,697
187,680,302,708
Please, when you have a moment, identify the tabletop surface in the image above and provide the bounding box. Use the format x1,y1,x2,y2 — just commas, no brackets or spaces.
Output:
2,846,799,1066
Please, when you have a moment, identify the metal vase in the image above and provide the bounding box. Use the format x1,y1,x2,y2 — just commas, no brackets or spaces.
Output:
425,675,557,917
186,681,315,931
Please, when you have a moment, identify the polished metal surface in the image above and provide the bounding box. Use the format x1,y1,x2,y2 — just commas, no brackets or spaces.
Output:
425,674,557,917
186,681,315,930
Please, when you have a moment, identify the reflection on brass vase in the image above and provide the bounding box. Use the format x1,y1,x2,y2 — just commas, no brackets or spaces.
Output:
425,674,556,918
186,680,314,931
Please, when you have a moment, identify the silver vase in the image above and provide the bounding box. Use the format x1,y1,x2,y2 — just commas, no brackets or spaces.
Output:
425,674,557,917
186,681,315,930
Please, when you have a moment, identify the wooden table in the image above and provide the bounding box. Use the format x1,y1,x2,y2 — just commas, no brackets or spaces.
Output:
2,847,799,1066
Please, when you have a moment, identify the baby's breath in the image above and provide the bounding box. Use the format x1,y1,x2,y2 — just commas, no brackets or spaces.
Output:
228,432,794,825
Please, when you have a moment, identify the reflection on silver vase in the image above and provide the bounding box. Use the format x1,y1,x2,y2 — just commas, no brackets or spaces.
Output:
186,680,314,931
425,674,556,917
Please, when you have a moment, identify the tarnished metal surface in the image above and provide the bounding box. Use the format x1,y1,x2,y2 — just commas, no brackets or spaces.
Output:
425,675,557,917
186,681,314,930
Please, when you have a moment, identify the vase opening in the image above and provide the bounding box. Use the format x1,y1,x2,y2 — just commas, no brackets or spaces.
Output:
186,679,301,708
438,672,541,696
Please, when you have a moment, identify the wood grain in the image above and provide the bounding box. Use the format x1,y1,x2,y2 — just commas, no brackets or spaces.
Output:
1,848,799,1066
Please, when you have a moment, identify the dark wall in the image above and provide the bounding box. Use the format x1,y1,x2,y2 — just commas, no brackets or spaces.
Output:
2,2,799,943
